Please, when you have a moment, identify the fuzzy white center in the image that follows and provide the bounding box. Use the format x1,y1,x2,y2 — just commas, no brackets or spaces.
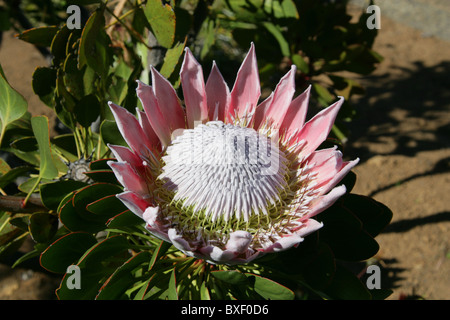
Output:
158,121,289,224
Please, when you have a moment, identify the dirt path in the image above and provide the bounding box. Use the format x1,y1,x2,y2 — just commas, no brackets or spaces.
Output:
0,5,449,300
345,5,450,299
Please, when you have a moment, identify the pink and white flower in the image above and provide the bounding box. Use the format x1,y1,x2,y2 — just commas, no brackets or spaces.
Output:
107,44,359,265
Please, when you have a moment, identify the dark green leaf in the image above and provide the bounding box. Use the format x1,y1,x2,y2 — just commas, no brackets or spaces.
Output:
342,194,393,237
57,235,131,300
106,210,144,229
261,22,290,57
96,251,151,300
89,158,114,171
58,190,107,233
86,194,126,217
40,232,97,273
32,67,57,107
40,180,88,210
63,54,86,100
51,134,78,162
74,94,101,127
84,170,117,184
248,274,295,300
0,166,31,189
17,26,59,47
78,6,112,76
50,25,71,64
211,270,248,285
10,136,38,152
100,120,127,147
325,264,371,300
29,212,58,243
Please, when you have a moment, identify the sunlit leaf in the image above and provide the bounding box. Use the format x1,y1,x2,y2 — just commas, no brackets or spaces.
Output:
144,0,176,49
31,116,59,180
0,65,28,143
17,26,59,47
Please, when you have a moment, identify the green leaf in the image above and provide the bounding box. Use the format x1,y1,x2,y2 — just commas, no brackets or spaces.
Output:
10,136,38,152
106,210,144,229
31,116,59,180
313,83,335,106
28,212,58,243
261,22,290,57
100,119,127,147
50,25,71,64
78,6,112,76
148,240,172,271
61,183,123,230
167,268,178,300
0,166,31,189
18,176,51,193
58,185,116,233
200,281,211,300
96,251,151,300
292,54,309,74
212,270,248,285
325,264,371,300
17,26,59,47
40,180,88,210
144,0,176,49
32,67,57,107
0,65,28,144
57,235,131,300
63,53,86,100
51,134,78,162
84,170,117,184
342,194,393,237
40,232,97,273
248,274,295,300
74,94,101,127
159,40,186,79
199,19,215,60
86,194,126,217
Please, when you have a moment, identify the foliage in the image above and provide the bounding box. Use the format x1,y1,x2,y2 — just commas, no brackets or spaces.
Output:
0,0,390,300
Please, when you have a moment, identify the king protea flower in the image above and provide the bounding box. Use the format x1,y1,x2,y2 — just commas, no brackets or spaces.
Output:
107,44,359,265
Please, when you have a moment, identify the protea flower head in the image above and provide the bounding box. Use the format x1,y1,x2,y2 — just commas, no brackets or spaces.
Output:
107,43,359,265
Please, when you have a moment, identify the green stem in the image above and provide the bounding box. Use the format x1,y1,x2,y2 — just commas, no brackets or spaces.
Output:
22,176,42,207
0,125,6,148
0,216,11,234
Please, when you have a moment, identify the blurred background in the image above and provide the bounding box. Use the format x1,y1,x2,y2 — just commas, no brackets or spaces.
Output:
0,0,448,299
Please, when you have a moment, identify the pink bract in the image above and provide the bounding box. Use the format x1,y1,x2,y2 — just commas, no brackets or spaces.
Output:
108,43,359,265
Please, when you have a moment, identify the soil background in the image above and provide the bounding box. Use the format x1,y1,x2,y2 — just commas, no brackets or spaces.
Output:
0,4,449,300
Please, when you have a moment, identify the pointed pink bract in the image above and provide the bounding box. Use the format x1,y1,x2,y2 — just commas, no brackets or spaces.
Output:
280,85,311,137
136,80,172,147
151,66,185,131
180,48,209,128
228,43,261,120
296,97,344,157
205,61,230,122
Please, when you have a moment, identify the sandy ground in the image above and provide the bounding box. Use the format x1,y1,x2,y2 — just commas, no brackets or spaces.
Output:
345,5,450,299
0,5,449,300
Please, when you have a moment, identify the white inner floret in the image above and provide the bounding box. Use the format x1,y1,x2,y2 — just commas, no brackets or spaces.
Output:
159,121,288,222
155,121,318,250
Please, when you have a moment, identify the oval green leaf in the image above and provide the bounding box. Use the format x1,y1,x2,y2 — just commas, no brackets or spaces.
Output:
40,232,97,273
248,274,295,300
